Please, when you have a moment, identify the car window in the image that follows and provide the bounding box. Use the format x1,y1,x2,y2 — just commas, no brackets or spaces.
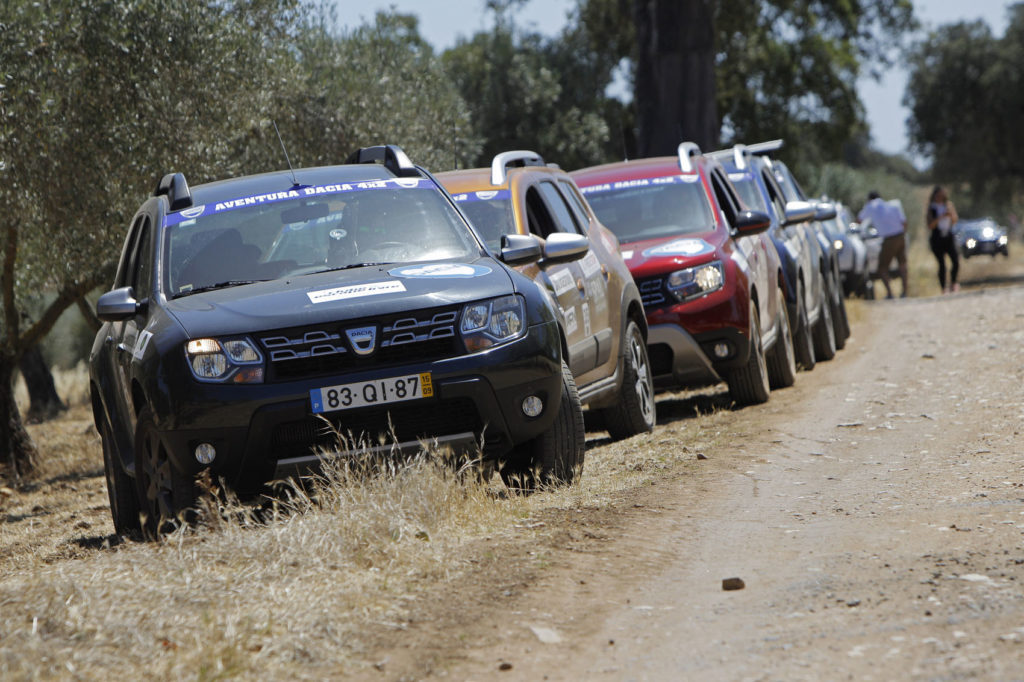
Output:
558,180,591,233
709,168,741,225
525,186,559,238
130,217,153,300
537,181,583,235
163,183,480,296
115,215,146,290
582,176,714,243
453,193,515,251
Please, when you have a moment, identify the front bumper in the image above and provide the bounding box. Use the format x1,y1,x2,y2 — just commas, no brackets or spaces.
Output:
642,284,751,388
153,320,561,494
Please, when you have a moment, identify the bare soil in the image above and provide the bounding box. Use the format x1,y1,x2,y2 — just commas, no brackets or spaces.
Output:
365,260,1024,680
3,254,1024,681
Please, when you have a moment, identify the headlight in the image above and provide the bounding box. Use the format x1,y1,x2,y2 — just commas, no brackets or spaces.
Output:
833,239,844,251
461,295,526,352
966,238,977,249
666,261,725,302
185,337,264,383
998,235,1008,245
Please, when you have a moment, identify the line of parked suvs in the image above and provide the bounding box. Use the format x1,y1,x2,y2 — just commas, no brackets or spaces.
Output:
88,140,853,536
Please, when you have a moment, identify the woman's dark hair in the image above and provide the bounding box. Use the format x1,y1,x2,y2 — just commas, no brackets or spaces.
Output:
929,185,946,203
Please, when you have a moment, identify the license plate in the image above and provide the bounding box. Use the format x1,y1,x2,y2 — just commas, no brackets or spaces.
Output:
310,373,433,414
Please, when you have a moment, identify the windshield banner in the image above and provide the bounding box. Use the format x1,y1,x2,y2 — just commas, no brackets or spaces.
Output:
164,177,434,227
579,174,700,196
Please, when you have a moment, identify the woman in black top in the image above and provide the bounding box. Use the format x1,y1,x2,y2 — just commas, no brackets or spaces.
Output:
927,185,959,293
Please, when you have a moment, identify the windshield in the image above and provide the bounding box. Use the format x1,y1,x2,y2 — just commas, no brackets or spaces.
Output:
451,190,514,251
163,180,479,296
729,176,768,214
581,177,714,243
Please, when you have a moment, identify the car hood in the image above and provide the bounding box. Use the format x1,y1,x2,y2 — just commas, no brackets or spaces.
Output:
164,259,514,338
617,231,725,278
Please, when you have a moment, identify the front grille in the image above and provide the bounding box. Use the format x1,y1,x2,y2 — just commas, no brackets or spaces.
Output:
639,277,667,309
257,306,463,381
270,397,482,461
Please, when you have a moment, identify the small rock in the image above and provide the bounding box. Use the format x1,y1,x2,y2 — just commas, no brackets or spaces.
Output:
846,599,861,607
499,662,514,671
722,577,745,591
529,626,562,644
837,422,863,428
696,453,708,460
921,353,935,359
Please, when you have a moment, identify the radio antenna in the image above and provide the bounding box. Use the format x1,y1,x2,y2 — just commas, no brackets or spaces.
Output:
272,120,298,186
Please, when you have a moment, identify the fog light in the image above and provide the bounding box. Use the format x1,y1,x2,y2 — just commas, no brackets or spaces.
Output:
522,395,543,418
194,443,216,464
713,342,731,359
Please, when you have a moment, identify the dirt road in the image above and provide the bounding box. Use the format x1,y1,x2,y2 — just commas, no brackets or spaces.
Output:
381,283,1024,680
3,267,1023,680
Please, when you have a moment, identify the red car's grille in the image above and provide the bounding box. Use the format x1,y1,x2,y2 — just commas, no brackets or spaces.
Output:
639,278,667,308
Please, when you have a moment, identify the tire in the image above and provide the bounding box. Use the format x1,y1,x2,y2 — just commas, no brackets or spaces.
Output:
830,271,850,349
726,301,770,405
793,282,815,371
601,321,656,440
812,273,837,362
100,413,142,537
134,406,198,537
500,360,585,491
766,288,797,389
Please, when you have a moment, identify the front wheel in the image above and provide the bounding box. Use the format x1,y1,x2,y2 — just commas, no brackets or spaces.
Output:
134,406,198,537
100,413,142,537
500,360,585,491
766,287,797,389
601,321,656,440
726,301,770,406
793,282,815,371
812,273,837,362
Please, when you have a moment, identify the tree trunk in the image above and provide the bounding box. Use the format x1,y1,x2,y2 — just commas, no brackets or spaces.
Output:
18,345,66,424
0,352,38,481
634,0,719,156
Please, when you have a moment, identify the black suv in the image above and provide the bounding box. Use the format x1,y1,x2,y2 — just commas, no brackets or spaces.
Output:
90,145,586,535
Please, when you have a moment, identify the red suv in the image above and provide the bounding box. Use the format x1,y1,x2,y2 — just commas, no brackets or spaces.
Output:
571,143,795,405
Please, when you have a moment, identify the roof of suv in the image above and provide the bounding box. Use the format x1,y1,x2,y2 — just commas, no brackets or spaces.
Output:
570,142,707,186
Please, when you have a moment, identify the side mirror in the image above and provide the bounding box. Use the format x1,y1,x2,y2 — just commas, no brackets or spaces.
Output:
96,287,141,322
732,210,771,237
542,232,589,264
814,202,837,221
499,233,542,266
783,200,816,226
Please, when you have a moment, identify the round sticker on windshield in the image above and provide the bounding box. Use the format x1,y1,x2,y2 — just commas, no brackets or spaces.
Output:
389,263,492,278
329,229,347,240
643,239,714,258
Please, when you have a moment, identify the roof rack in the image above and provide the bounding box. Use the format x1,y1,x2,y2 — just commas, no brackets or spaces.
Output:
153,172,193,211
744,139,784,156
490,150,545,186
345,144,421,178
677,142,701,173
707,144,753,171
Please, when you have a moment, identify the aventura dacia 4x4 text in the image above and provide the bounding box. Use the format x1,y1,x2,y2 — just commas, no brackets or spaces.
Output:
89,145,586,536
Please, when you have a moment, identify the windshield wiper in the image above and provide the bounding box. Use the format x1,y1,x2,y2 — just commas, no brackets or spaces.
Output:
309,262,390,274
174,279,269,298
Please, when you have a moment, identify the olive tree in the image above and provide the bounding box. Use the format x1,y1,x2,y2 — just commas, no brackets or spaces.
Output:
0,0,299,480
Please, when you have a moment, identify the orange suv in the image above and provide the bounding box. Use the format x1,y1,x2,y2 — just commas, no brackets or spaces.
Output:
437,152,655,461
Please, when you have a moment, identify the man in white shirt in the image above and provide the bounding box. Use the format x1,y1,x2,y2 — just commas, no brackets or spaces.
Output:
858,191,908,299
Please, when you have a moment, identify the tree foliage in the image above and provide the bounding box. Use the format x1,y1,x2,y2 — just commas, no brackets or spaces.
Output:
905,4,1024,208
442,2,617,169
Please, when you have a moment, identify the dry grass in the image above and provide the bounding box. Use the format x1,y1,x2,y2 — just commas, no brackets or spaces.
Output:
0,384,731,680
